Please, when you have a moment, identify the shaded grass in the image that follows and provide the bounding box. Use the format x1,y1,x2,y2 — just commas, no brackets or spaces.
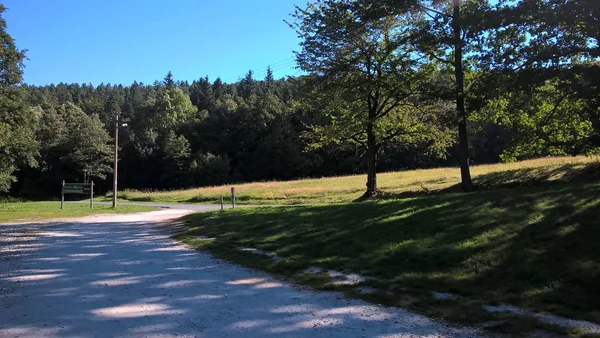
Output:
178,182,600,335
117,156,599,205
0,201,156,223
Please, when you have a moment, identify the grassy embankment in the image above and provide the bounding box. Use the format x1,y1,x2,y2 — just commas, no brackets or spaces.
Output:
0,201,156,223
172,156,600,336
117,156,597,205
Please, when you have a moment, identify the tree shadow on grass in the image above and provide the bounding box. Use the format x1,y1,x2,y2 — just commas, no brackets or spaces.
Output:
472,163,600,189
469,186,600,321
181,182,600,324
367,162,600,201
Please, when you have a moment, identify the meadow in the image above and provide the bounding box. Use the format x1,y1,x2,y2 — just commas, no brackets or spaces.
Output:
171,156,600,336
0,201,156,223
116,156,598,205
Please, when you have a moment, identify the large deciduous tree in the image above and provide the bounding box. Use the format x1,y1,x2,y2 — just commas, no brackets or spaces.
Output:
59,103,113,180
356,0,495,191
290,0,452,197
17,102,113,197
0,5,38,192
411,0,494,191
154,86,198,131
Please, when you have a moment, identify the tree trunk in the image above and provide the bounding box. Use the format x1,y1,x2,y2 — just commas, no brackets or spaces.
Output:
453,0,473,192
365,122,378,198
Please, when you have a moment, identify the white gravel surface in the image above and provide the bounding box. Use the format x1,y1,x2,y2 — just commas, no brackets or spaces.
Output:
0,209,479,338
483,304,600,334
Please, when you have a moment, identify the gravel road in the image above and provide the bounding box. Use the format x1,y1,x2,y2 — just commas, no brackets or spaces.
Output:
0,208,478,337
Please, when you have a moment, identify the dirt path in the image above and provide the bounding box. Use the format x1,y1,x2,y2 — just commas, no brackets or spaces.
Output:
0,210,478,337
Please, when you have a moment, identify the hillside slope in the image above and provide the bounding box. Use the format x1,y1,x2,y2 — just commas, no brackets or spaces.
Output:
171,156,600,335
179,181,600,335
117,156,598,205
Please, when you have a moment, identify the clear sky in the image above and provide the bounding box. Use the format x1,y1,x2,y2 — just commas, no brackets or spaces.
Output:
3,0,308,85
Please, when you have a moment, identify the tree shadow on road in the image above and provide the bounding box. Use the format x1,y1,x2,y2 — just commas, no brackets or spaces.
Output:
0,217,466,337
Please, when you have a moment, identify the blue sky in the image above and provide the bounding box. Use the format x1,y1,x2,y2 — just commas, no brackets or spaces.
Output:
3,0,308,85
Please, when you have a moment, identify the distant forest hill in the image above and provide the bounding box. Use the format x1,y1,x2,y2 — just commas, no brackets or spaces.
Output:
16,67,597,198
1,1,598,198
18,72,460,197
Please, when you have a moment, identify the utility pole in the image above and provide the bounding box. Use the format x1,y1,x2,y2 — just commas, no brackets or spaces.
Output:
113,111,120,208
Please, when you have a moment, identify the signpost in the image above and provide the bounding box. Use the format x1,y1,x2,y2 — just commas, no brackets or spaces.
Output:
61,180,94,209
231,187,236,209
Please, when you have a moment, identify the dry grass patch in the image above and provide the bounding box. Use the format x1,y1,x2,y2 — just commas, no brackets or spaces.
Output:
115,156,599,205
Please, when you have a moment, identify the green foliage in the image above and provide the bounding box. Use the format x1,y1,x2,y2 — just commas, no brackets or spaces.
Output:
35,103,112,181
60,103,113,179
0,6,38,192
189,153,231,187
2,0,598,198
483,0,600,158
154,87,198,131
162,131,191,165
291,0,454,195
483,82,594,162
189,76,214,112
0,5,26,86
355,0,499,191
491,0,599,71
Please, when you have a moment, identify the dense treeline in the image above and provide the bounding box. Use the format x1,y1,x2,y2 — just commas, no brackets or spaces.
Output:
0,0,598,198
17,72,454,197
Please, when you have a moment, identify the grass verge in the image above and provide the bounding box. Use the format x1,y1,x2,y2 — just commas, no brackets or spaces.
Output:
0,201,156,223
116,156,599,205
177,182,600,336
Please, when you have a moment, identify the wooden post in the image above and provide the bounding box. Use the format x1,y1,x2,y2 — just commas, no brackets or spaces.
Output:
61,180,65,210
113,112,119,208
90,181,94,209
231,187,235,209
220,195,224,211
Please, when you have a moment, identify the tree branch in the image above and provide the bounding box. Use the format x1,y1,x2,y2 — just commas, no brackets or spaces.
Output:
418,4,451,18
426,51,454,66
422,9,453,43
377,128,421,148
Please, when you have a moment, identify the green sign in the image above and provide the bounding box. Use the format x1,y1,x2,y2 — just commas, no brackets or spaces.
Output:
63,183,92,194
61,181,94,209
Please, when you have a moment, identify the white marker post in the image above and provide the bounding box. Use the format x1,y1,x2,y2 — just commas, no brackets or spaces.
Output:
90,181,94,209
61,180,65,210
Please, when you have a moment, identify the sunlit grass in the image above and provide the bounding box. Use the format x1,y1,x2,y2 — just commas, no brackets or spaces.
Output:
171,155,599,335
116,156,599,205
0,202,156,223
179,181,600,335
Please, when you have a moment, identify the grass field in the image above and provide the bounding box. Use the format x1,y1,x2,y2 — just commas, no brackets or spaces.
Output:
0,202,156,223
116,156,598,205
174,156,600,336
